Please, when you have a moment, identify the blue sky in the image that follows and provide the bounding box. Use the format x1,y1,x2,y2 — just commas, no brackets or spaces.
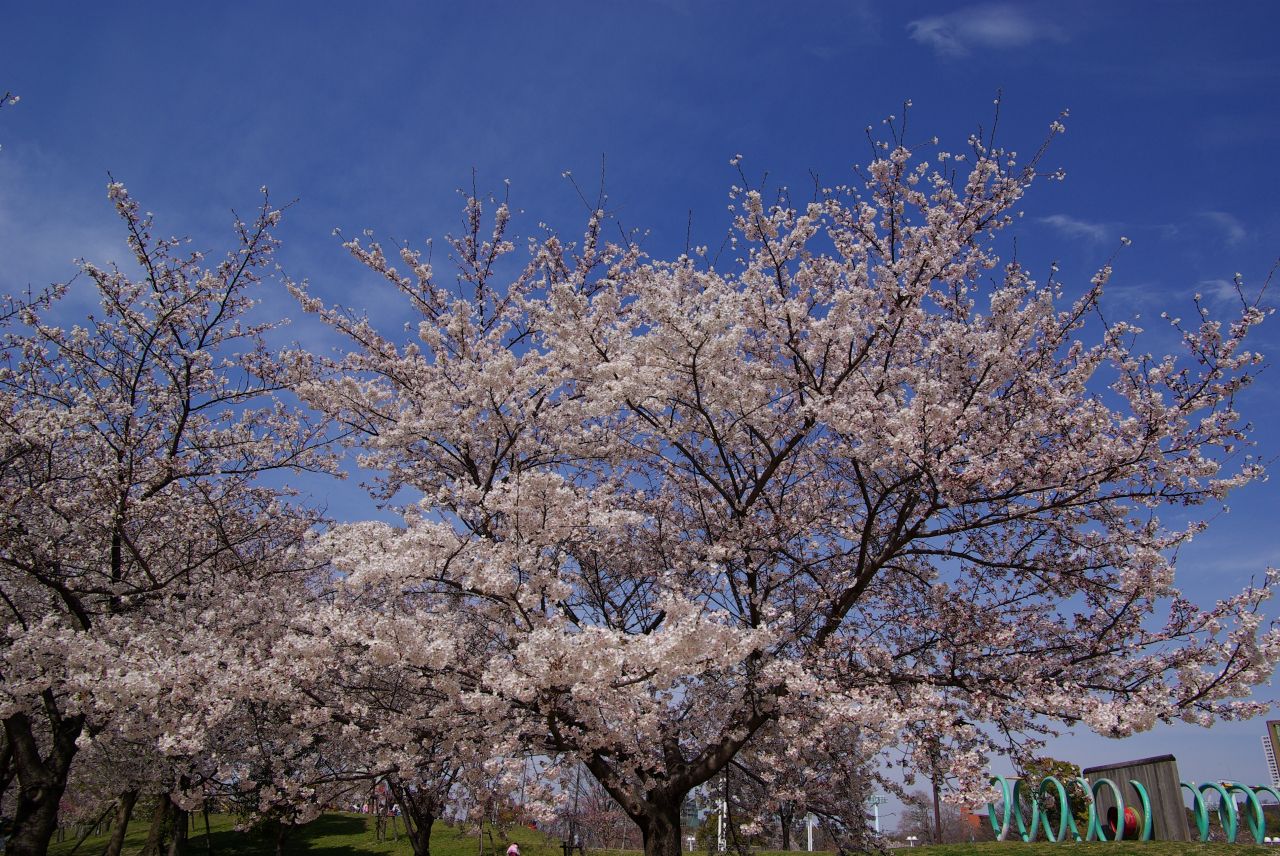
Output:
3,0,1279,825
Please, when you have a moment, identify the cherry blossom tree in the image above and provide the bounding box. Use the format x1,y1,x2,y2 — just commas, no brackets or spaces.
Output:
56,729,161,856
898,790,977,845
720,718,886,854
559,767,635,851
271,589,500,856
182,689,366,856
290,114,1279,856
0,183,331,856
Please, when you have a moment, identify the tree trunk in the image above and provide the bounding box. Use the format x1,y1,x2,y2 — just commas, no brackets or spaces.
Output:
386,780,439,856
65,802,115,856
0,734,16,808
102,790,139,856
402,806,434,856
779,806,792,851
5,775,65,856
140,795,173,856
931,777,942,845
272,821,289,856
166,800,189,856
637,801,684,856
572,712,768,856
202,801,214,856
4,705,85,856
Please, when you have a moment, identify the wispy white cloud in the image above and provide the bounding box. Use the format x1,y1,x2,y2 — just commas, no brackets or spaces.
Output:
907,4,1065,58
1196,278,1244,307
1037,214,1108,243
1200,210,1247,246
0,151,125,320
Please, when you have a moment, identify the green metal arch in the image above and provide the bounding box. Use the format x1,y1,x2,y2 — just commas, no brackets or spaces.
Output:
1127,779,1153,841
1199,781,1238,843
1011,778,1039,842
1036,775,1073,842
1181,781,1210,842
1224,783,1265,844
1089,778,1125,841
1073,776,1096,843
987,776,1016,841
1252,784,1280,842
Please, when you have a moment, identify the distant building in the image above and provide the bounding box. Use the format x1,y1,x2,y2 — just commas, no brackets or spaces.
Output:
1264,720,1280,787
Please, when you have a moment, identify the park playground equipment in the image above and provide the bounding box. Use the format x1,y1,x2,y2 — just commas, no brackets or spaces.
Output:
987,755,1280,844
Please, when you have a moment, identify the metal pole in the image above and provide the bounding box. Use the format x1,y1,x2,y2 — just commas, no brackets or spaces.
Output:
717,797,726,852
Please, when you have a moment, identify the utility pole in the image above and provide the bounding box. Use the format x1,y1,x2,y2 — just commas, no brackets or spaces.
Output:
716,797,726,852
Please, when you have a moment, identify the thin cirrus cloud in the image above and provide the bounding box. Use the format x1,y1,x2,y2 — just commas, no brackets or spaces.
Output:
1037,213,1108,243
907,4,1066,58
1196,278,1245,307
1199,210,1247,246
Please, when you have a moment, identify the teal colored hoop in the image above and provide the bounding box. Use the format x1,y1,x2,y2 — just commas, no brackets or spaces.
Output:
983,774,1272,845
1089,778,1125,841
1251,785,1280,842
1199,781,1238,843
1128,780,1153,841
1224,783,1265,844
1010,778,1039,842
1252,783,1280,804
1036,775,1073,842
1074,777,1095,842
1181,781,1210,841
987,776,1015,841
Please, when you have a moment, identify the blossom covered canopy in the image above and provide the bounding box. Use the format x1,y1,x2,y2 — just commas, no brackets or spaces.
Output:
291,118,1277,835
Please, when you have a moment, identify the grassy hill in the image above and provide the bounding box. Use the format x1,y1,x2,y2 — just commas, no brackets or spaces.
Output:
44,816,1278,856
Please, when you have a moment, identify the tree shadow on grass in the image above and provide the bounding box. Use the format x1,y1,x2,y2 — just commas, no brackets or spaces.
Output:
192,813,390,856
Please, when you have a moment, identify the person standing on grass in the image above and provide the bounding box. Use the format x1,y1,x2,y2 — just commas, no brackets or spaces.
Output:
507,843,520,856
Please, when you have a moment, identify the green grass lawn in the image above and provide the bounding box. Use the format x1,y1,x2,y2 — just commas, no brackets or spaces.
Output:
529,842,1280,856
46,812,565,856
44,817,1280,856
